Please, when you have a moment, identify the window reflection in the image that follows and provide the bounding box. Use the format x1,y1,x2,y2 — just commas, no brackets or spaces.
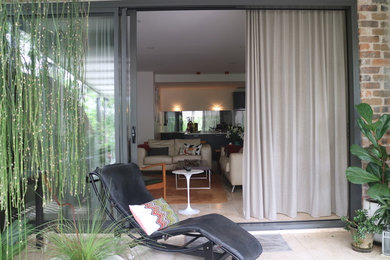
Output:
160,110,245,133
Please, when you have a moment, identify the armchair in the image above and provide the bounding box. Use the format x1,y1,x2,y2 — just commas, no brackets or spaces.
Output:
219,146,243,192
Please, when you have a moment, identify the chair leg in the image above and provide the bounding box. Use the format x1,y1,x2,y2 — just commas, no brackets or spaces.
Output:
231,185,235,193
204,241,215,260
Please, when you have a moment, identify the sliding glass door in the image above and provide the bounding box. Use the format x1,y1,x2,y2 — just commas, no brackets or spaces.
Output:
85,16,116,169
30,10,138,221
86,10,138,166
118,9,138,163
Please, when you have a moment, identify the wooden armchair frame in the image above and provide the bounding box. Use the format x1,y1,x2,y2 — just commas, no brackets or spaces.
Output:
140,163,166,200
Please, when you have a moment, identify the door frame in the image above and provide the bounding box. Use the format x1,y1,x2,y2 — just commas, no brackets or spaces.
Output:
89,0,361,224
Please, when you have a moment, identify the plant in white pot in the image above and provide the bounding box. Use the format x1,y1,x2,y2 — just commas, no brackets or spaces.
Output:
341,209,383,252
345,103,390,251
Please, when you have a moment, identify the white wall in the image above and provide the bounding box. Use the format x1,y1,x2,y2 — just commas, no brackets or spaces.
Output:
137,71,155,144
158,82,244,111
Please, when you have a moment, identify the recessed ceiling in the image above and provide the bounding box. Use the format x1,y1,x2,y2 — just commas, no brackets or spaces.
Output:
137,10,245,74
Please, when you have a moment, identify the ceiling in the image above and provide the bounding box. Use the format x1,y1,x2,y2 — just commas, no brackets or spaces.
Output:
137,10,245,74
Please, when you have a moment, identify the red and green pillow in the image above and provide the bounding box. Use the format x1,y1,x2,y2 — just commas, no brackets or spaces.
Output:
129,198,179,235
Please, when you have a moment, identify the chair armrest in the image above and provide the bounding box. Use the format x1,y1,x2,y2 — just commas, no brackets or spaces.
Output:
138,147,147,167
201,144,212,168
220,146,226,157
140,163,166,200
229,153,243,186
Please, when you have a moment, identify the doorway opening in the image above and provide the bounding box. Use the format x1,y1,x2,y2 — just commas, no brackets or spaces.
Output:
135,9,345,223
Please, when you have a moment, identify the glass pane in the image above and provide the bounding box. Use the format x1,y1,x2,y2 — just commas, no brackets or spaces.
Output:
21,16,116,222
85,16,116,168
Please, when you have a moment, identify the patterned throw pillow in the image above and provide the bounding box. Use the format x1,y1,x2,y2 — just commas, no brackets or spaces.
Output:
181,143,202,155
129,198,179,236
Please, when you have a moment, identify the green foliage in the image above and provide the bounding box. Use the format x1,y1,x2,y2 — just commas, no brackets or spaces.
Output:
346,167,379,184
345,103,390,226
374,196,390,226
1,218,34,260
0,1,89,258
226,124,244,143
341,209,383,244
0,0,88,222
43,213,131,260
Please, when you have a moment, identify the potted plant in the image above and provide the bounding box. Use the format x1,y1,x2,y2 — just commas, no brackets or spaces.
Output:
341,209,383,252
345,103,390,246
226,124,244,145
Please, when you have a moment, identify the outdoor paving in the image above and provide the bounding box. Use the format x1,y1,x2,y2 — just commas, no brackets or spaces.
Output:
24,228,389,259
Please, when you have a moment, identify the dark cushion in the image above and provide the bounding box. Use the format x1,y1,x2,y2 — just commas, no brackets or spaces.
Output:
138,143,151,152
225,144,243,157
100,163,154,217
148,147,169,156
153,214,263,260
143,175,162,185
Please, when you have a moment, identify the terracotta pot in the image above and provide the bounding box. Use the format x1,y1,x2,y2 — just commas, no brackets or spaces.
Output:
350,228,374,253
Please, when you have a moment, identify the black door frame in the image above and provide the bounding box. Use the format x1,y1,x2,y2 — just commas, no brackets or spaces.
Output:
88,0,361,229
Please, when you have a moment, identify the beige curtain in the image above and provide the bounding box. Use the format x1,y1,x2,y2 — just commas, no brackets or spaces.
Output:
244,10,348,220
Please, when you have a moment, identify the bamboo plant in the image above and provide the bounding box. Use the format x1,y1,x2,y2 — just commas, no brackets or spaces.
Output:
0,0,89,258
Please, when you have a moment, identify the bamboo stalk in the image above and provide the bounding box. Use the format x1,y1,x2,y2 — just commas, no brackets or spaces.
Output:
0,1,88,258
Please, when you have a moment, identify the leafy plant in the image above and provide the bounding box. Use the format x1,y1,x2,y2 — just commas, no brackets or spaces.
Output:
0,218,34,260
43,213,131,260
0,0,88,221
0,1,88,258
341,209,383,245
226,124,244,143
345,103,390,225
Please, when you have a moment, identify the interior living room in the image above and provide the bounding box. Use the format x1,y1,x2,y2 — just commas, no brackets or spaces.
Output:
135,10,251,222
135,9,341,223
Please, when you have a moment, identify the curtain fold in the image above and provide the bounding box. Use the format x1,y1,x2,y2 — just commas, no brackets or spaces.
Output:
244,10,348,220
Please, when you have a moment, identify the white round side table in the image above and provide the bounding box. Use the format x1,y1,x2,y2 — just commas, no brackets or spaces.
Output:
172,169,204,215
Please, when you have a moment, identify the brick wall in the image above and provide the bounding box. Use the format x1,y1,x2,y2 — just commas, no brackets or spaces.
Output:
358,0,390,142
358,0,390,200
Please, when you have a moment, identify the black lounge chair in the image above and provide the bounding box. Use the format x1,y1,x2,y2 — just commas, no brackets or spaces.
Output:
89,163,262,260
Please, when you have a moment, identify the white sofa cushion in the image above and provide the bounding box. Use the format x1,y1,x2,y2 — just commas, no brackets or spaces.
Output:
144,155,173,165
148,139,175,156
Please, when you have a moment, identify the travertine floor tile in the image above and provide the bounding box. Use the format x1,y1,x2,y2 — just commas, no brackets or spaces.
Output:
24,228,390,259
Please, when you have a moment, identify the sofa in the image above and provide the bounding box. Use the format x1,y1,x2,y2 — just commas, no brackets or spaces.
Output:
138,138,212,171
219,146,243,192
